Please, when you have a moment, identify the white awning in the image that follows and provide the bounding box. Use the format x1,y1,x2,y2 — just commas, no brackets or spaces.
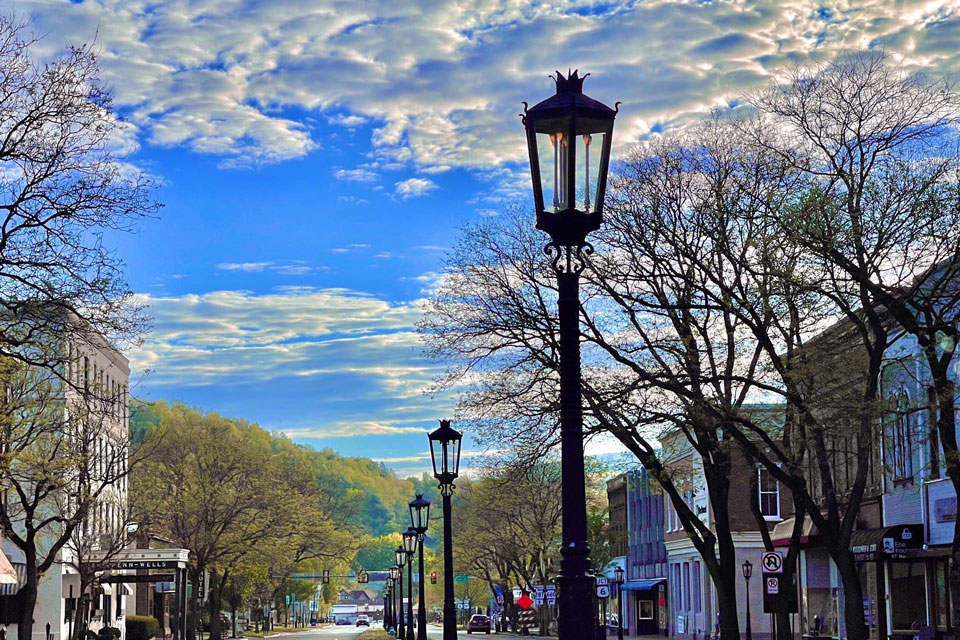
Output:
0,551,17,584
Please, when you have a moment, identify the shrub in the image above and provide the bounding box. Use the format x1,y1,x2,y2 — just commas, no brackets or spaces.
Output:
126,616,160,640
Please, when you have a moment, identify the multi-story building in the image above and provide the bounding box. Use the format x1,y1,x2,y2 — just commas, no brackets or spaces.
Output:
661,427,785,640
607,468,668,636
0,331,132,640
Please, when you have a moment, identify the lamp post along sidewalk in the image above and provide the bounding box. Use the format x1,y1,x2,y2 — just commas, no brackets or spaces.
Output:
743,561,753,640
410,494,431,640
521,70,618,640
428,420,463,640
395,548,407,640
614,566,625,640
404,527,418,640
390,566,400,635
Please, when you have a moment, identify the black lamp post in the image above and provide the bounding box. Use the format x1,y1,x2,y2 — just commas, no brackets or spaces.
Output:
403,527,418,640
384,582,391,632
614,566,625,640
410,494,431,640
428,419,462,640
742,560,753,640
395,548,407,640
390,567,400,635
521,70,617,640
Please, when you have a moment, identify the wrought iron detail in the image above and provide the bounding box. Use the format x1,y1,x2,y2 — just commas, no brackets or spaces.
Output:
545,242,593,275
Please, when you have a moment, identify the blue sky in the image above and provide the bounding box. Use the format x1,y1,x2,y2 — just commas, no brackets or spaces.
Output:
18,0,960,475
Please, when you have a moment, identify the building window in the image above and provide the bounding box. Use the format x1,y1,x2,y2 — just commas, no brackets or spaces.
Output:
893,388,914,481
758,467,780,519
682,562,690,611
639,600,654,620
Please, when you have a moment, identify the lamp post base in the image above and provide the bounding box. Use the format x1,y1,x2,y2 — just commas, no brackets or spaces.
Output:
557,573,596,639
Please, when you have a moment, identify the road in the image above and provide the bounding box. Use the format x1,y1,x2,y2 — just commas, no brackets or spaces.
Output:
266,624,528,639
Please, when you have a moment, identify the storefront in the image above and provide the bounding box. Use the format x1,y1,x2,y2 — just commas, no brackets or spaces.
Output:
622,578,667,635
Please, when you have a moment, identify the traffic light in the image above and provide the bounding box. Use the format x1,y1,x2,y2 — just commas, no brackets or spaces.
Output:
431,572,437,584
322,569,330,584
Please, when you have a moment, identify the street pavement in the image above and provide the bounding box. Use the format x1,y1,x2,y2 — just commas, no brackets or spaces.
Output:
254,623,542,639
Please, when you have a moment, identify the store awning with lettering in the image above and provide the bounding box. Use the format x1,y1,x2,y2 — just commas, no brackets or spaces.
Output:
851,524,923,561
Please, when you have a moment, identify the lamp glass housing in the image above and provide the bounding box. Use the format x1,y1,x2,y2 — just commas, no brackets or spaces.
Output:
614,566,624,584
428,420,462,485
534,126,610,215
403,527,418,557
390,566,399,581
742,560,753,579
409,494,431,534
395,546,406,568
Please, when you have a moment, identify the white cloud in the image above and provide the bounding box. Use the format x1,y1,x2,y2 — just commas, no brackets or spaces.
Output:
218,261,274,272
395,178,437,199
334,168,379,182
17,0,960,172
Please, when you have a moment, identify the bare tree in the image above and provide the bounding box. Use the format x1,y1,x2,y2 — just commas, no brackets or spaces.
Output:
746,51,960,636
0,16,159,378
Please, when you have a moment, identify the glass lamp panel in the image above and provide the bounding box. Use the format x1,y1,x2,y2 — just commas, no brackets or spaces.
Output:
576,131,605,214
451,435,462,476
403,529,417,555
429,438,439,477
395,547,405,567
537,130,571,212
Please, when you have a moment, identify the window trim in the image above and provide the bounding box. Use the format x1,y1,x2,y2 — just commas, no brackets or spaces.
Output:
758,466,781,521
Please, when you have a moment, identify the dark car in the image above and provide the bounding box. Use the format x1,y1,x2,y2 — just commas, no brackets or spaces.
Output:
356,615,370,627
466,614,491,634
335,618,350,625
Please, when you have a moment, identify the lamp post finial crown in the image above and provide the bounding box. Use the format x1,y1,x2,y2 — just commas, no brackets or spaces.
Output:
553,69,589,94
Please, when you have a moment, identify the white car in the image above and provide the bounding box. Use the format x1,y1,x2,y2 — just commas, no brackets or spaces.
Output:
356,615,370,627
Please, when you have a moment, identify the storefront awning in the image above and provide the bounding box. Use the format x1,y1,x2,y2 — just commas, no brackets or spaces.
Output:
772,515,819,547
851,524,923,561
0,550,18,584
621,578,665,591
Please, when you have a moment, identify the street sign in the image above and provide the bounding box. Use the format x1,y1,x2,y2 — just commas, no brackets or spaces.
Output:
517,593,533,610
761,552,783,574
512,586,522,599
285,595,291,605
597,584,610,599
596,576,608,586
495,585,504,604
766,576,779,595
454,575,470,583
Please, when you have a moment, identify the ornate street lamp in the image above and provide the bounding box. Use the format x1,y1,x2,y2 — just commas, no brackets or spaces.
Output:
409,494,431,640
428,420,462,640
614,566,625,640
521,69,617,639
389,567,400,635
742,560,753,640
384,582,392,633
403,528,418,640
395,548,407,640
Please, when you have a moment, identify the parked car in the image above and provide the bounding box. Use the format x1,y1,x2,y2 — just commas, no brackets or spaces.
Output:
466,614,491,634
335,618,351,625
356,615,370,627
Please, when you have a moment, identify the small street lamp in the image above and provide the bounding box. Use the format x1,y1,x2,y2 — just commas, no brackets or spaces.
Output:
395,548,408,640
403,527,418,640
389,567,400,635
384,582,392,633
614,566,625,640
428,419,462,640
409,494,431,640
521,70,617,639
742,560,753,640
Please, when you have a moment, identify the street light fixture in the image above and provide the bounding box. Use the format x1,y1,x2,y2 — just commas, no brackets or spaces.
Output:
403,528,418,640
742,560,753,640
521,70,617,640
409,494,431,640
395,548,407,640
428,419,462,640
389,566,400,635
614,566,625,640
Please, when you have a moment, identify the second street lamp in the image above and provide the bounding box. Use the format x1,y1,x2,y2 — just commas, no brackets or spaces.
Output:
614,566,625,640
409,494,431,640
390,566,400,635
403,527,418,640
522,70,617,640
428,419,462,640
742,560,753,640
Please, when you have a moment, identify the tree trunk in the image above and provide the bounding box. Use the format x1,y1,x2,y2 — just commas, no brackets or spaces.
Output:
17,552,39,640
831,547,868,640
